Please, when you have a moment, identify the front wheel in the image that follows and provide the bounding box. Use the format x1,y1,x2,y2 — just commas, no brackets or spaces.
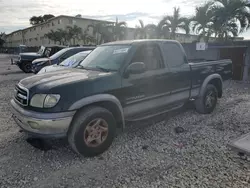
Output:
195,84,218,114
21,62,32,73
68,106,116,157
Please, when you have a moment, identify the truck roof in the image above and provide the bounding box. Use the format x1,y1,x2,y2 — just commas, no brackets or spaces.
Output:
101,39,180,46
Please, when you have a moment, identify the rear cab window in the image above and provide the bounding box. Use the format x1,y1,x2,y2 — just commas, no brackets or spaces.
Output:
162,42,186,69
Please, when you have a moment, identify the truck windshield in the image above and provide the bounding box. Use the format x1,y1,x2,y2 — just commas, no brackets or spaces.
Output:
79,45,130,71
59,51,91,67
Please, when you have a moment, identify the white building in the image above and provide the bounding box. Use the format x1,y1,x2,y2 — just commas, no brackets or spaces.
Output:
4,15,244,47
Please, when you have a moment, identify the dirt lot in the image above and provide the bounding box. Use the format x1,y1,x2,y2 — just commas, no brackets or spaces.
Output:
0,54,250,188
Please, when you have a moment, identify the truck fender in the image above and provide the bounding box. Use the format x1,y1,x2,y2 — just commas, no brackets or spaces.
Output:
68,94,125,129
199,74,223,97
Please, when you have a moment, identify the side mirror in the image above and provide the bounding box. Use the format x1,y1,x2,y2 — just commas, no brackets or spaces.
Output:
126,62,146,75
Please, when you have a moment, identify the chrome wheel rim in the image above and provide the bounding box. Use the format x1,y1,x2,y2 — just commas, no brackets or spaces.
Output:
83,118,109,147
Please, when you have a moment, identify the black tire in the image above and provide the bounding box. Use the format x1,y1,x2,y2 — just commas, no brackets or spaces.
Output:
68,106,116,157
195,84,218,114
21,62,32,73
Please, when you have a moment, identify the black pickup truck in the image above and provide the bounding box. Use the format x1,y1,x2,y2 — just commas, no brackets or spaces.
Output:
13,45,65,73
11,40,232,156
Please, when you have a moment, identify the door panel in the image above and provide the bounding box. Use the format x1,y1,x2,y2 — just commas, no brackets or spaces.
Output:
162,42,191,102
121,69,170,107
121,43,172,118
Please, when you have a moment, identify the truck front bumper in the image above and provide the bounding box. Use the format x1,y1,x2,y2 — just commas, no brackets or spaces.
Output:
10,99,76,138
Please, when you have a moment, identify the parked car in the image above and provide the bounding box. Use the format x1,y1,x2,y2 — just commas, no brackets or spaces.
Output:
38,50,92,74
32,46,95,74
11,40,232,157
10,45,27,65
14,45,66,73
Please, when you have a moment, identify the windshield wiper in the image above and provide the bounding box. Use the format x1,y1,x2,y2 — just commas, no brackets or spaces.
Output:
77,65,90,70
95,66,116,72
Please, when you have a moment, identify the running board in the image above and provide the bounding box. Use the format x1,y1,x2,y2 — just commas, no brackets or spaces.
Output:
125,103,184,122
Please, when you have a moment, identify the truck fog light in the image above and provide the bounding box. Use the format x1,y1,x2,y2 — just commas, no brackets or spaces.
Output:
28,121,39,129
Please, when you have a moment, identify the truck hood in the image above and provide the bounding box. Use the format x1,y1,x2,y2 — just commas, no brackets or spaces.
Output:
38,65,68,74
19,69,113,90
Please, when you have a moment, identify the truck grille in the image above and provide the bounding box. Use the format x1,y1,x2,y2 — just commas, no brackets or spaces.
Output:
14,85,29,106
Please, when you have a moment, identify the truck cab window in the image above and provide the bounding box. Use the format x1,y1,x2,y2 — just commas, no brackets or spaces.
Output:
131,44,163,71
163,43,185,68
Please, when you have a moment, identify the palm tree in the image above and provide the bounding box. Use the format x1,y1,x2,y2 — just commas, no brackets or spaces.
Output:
88,22,112,44
45,29,66,45
208,19,239,41
212,0,250,33
160,7,189,39
182,18,192,35
144,24,158,39
217,22,239,41
66,25,83,45
44,30,57,44
144,21,170,39
81,30,96,44
135,20,147,39
57,29,68,45
111,18,127,41
192,2,214,41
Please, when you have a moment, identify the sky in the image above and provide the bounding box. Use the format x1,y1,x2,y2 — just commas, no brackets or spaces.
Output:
1,0,250,38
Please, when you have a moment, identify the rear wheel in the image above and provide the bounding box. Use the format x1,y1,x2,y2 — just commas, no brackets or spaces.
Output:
21,62,32,73
68,106,116,157
195,84,218,114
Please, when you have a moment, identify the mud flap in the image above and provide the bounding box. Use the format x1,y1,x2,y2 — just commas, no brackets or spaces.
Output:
228,132,250,156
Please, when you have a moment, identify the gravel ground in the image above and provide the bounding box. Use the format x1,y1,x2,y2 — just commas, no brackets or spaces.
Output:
0,54,250,188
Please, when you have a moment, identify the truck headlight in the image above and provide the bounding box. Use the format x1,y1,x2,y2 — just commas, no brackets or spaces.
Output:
30,94,60,108
44,94,60,108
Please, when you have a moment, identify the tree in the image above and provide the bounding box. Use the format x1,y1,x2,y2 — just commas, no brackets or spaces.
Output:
43,14,55,22
0,32,5,47
88,22,113,44
192,2,214,41
144,22,170,39
160,7,189,39
44,29,64,45
30,16,43,25
212,0,250,33
44,30,56,44
111,17,127,41
181,18,192,35
56,29,68,45
66,25,83,45
81,30,95,44
30,14,55,25
144,24,158,39
135,20,147,39
207,19,239,41
75,14,82,18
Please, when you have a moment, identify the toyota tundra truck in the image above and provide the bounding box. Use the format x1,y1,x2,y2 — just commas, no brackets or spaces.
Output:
11,40,232,156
